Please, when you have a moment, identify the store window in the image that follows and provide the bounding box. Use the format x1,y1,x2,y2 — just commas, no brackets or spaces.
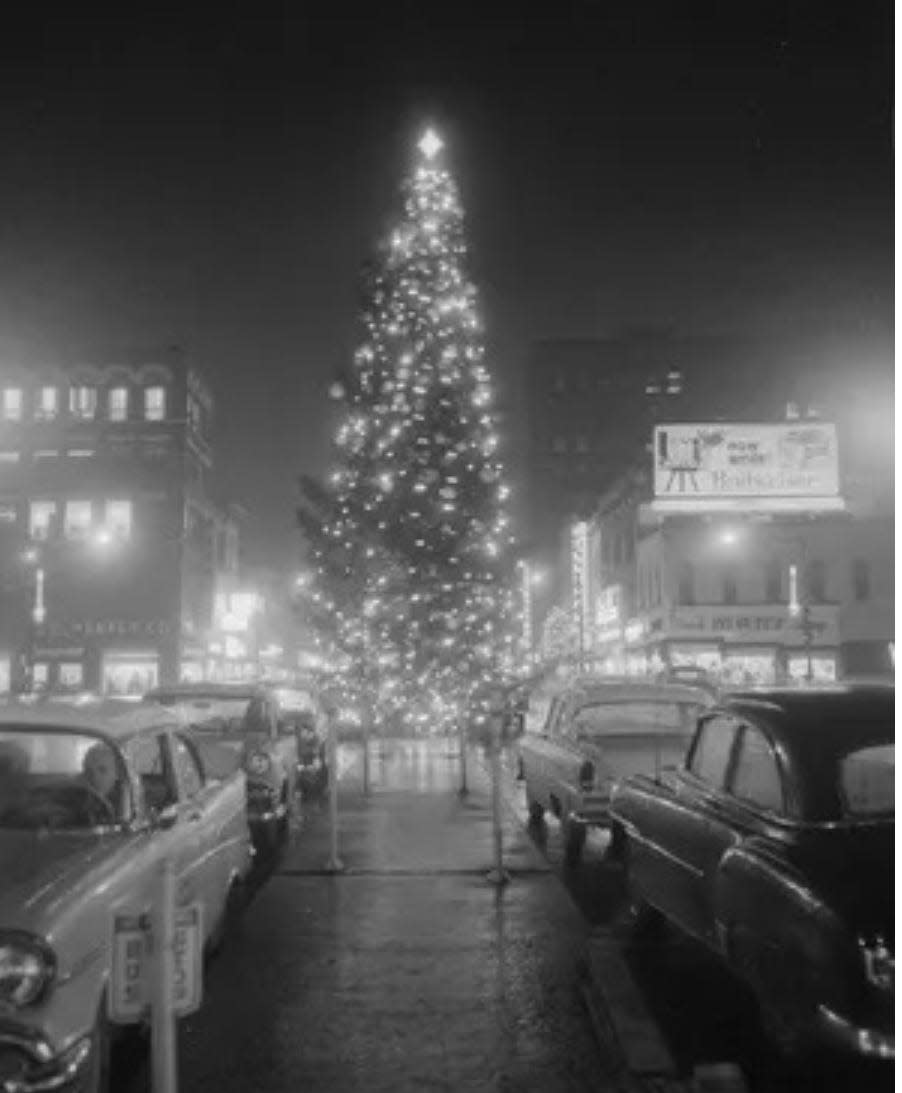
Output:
104,499,133,541
28,500,57,540
103,656,158,697
34,450,59,461
1,388,22,422
0,451,19,464
108,387,129,422
806,560,827,603
144,386,166,421
64,500,93,540
34,386,58,421
688,716,738,790
58,662,84,689
68,448,95,459
852,559,871,602
678,562,695,605
765,559,782,602
32,663,49,690
730,724,784,813
69,386,97,420
723,568,738,605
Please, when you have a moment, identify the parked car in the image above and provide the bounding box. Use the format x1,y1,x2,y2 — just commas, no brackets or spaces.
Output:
519,676,712,863
609,684,894,1060
143,682,300,852
0,698,252,1093
274,687,329,798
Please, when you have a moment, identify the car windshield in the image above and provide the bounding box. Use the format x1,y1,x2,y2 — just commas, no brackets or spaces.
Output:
839,744,894,818
572,700,702,738
0,728,130,830
152,695,268,736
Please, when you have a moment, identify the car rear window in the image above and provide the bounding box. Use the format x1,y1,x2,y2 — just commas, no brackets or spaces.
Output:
572,701,701,737
839,744,894,818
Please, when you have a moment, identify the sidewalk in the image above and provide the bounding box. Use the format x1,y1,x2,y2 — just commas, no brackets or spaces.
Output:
173,739,609,1092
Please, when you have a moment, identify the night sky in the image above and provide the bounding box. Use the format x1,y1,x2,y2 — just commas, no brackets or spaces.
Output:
0,3,892,567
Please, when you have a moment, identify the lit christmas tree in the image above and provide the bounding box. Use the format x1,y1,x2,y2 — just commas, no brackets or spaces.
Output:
299,128,516,735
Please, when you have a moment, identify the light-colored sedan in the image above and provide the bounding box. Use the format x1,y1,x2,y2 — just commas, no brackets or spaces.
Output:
0,699,253,1093
518,677,713,864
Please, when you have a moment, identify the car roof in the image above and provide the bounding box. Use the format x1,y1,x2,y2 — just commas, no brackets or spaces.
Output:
144,682,269,700
554,676,714,705
0,697,181,741
717,685,895,820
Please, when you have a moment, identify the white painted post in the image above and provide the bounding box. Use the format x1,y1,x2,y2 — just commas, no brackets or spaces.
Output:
150,857,178,1093
486,702,510,887
324,708,344,873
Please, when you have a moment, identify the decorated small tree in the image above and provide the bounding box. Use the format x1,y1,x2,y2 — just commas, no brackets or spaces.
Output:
298,128,516,735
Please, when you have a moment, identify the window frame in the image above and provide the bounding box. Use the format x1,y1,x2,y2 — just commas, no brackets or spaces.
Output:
727,720,787,816
28,500,58,541
108,386,130,422
144,385,167,422
63,499,94,540
69,385,98,420
685,713,741,792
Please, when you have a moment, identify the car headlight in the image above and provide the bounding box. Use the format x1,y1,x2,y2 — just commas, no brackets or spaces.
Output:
0,931,56,1007
247,751,271,777
860,936,894,991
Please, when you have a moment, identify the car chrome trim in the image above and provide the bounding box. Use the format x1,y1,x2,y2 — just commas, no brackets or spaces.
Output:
625,827,705,878
817,1004,895,1059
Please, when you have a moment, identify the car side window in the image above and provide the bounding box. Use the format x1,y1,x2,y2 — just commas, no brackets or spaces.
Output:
544,698,562,735
245,696,270,735
730,724,784,813
172,734,205,799
125,732,178,813
688,715,738,790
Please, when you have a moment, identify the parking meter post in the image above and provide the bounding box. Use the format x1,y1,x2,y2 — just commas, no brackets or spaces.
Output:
324,709,344,873
486,712,510,887
457,716,468,797
150,857,178,1093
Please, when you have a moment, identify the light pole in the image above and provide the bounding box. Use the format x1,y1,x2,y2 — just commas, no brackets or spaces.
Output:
517,561,545,673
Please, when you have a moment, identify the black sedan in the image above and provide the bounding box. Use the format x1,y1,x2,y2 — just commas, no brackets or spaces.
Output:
608,684,893,1061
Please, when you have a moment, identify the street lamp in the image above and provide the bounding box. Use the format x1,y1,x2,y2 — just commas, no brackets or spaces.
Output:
517,560,545,672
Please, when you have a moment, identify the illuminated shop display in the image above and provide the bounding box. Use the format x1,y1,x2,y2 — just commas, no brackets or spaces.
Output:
102,654,159,696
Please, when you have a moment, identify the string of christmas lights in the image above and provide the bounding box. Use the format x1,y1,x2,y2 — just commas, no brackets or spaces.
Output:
298,128,517,734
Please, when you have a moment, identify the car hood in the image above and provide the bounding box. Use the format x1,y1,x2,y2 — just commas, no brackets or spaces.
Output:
0,829,119,932
792,822,894,944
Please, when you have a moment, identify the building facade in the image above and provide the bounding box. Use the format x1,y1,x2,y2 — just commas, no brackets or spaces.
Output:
537,420,893,686
0,355,239,694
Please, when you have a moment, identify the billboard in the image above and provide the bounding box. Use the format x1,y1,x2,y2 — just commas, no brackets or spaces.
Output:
653,423,839,501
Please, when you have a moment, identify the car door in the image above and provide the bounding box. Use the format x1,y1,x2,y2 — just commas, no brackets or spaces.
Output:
675,716,788,945
640,713,742,939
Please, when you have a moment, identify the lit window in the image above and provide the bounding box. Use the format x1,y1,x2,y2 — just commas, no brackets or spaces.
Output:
32,663,49,688
67,448,95,459
28,501,57,541
105,499,132,540
144,386,166,421
1,389,22,422
108,387,129,422
0,451,19,464
33,450,59,460
0,504,17,524
64,500,93,540
59,662,84,688
34,387,58,421
69,386,97,420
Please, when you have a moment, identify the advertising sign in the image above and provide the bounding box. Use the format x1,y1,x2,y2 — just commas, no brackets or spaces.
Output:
653,423,839,500
669,604,839,646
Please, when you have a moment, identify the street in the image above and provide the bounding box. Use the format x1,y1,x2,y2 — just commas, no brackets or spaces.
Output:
111,739,893,1093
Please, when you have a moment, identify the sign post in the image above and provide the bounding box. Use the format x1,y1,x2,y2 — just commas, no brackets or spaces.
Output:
110,861,203,1093
150,858,178,1093
324,707,344,872
485,690,510,887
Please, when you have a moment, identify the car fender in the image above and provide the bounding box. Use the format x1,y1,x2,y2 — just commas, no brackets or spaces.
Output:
714,839,852,1014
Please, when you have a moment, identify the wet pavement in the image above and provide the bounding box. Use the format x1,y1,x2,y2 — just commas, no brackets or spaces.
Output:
124,738,610,1092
